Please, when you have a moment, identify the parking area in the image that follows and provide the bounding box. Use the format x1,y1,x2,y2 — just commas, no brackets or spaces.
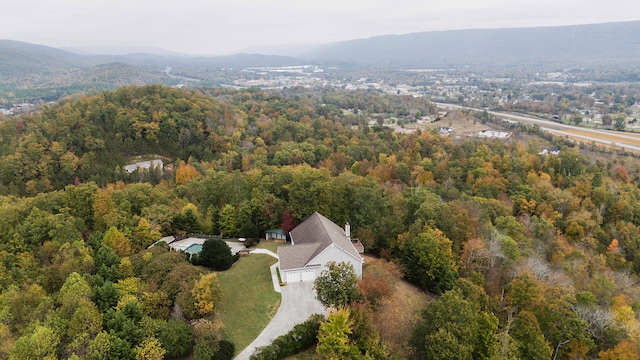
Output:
225,241,246,255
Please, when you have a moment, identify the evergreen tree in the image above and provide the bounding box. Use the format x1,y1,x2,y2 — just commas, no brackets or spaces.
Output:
194,239,235,271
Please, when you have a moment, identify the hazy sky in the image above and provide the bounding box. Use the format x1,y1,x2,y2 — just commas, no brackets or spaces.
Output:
3,0,640,55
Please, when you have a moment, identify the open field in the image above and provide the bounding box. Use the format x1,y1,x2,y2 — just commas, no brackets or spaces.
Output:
217,254,280,353
564,128,640,146
542,127,640,153
436,103,640,153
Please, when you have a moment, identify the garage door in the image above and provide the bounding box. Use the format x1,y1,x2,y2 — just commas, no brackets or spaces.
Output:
286,271,300,282
301,270,316,281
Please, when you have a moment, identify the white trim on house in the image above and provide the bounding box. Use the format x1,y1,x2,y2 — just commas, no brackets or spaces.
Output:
306,243,363,270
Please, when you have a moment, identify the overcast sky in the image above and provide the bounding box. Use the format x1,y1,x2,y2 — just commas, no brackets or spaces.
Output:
2,0,640,55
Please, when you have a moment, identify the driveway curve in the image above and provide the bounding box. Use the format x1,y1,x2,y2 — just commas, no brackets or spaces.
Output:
234,280,327,360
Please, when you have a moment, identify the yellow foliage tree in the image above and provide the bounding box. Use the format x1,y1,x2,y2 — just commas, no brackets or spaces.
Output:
135,337,166,360
116,294,139,312
317,308,356,360
102,226,132,257
611,294,639,339
133,218,162,250
181,203,200,217
598,340,640,360
191,273,222,316
175,162,200,185
119,257,134,277
115,277,143,296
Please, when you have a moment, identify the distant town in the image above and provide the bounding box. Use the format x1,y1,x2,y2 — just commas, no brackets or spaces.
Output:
201,64,640,133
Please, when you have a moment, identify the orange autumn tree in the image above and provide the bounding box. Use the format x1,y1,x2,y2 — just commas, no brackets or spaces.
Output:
606,239,620,254
175,161,200,185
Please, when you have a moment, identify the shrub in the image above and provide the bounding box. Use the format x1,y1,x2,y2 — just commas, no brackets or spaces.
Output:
193,239,234,271
194,339,215,360
358,258,402,308
250,314,324,360
244,238,260,248
212,340,235,360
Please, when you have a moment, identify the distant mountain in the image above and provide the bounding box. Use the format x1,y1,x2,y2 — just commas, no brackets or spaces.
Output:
61,45,186,57
0,40,91,73
301,21,640,68
0,39,307,104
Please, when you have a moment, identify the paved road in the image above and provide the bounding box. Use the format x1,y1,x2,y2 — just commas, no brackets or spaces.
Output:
234,281,326,360
435,102,640,152
539,127,640,152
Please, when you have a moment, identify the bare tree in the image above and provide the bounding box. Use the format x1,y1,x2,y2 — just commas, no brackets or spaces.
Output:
572,305,616,341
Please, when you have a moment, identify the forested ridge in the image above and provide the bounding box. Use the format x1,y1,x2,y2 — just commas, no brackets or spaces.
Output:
1,85,639,359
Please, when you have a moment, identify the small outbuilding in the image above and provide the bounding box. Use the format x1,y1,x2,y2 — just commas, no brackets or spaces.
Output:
265,228,287,240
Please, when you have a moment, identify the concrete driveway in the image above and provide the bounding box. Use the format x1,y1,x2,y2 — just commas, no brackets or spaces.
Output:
225,241,246,255
234,281,327,360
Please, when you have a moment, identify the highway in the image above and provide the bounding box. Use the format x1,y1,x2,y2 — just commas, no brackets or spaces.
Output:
435,103,640,152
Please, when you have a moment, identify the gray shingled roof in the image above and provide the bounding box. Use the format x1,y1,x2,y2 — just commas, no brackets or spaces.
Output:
278,243,320,270
278,212,361,270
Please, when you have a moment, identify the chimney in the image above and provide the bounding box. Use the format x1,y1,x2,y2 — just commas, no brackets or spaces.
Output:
345,222,351,241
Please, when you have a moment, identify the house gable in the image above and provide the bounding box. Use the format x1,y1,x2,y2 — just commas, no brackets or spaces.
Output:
307,243,363,277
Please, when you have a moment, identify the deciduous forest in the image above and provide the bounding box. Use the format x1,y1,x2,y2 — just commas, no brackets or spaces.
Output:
0,85,639,359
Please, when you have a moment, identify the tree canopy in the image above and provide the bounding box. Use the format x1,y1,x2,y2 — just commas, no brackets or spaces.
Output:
314,261,361,309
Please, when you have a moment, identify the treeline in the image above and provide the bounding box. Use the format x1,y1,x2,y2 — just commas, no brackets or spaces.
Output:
0,85,640,359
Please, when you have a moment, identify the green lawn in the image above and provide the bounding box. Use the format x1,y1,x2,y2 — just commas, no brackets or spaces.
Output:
217,254,280,353
255,239,286,253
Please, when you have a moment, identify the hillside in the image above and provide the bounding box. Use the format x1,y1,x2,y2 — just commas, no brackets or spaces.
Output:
302,21,640,68
1,85,640,358
0,39,91,72
0,40,87,88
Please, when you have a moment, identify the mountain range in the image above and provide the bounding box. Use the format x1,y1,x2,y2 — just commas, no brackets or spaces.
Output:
302,20,640,67
1,20,640,104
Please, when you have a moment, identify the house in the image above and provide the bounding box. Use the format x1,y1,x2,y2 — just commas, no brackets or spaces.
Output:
277,212,364,283
439,127,453,135
539,146,560,156
265,228,287,240
124,159,164,174
477,130,510,139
